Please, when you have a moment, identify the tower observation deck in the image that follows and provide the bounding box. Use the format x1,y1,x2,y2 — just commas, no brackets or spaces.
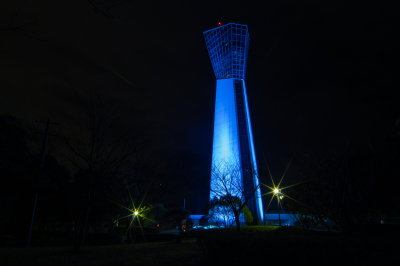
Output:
204,23,264,225
203,23,249,80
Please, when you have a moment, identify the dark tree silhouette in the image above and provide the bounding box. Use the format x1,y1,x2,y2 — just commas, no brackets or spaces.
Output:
86,0,135,21
55,89,140,251
287,131,400,234
0,0,43,41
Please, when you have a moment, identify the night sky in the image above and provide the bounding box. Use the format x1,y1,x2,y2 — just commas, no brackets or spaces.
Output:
1,0,399,214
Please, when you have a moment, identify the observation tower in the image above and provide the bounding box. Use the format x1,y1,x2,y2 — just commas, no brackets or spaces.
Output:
204,23,264,224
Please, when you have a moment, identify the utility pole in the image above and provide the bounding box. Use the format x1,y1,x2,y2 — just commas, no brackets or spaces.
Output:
27,119,59,248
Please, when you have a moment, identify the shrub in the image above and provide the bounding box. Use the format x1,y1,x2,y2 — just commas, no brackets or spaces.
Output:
0,235,25,248
84,232,123,246
130,226,159,235
107,227,124,236
134,233,178,243
29,232,75,247
33,230,70,238
200,226,397,265
29,233,48,247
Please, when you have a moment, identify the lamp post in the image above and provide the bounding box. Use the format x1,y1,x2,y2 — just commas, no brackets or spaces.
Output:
274,189,283,226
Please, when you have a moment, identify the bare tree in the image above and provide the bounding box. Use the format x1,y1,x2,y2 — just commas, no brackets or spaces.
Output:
207,195,253,228
287,136,385,234
209,159,261,231
86,0,135,21
207,196,234,228
103,150,181,243
0,0,43,40
55,89,140,251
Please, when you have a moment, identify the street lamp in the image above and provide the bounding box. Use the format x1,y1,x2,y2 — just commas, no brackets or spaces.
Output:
131,210,139,221
273,189,282,226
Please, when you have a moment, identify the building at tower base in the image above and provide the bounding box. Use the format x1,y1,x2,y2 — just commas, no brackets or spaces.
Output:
204,23,264,225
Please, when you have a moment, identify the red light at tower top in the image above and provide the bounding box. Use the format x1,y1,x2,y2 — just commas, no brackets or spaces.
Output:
218,21,222,26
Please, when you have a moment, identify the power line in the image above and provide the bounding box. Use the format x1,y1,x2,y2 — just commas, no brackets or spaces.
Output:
0,130,34,157
0,84,58,136
0,113,32,134
0,96,40,123
0,97,47,131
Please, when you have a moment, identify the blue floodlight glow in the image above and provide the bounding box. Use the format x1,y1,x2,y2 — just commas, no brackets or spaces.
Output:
204,23,264,225
211,79,240,165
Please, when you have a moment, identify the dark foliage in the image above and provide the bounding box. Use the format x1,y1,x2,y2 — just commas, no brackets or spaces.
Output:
0,115,75,242
200,226,399,265
0,235,25,248
84,232,123,246
133,233,178,243
162,207,190,226
287,127,400,234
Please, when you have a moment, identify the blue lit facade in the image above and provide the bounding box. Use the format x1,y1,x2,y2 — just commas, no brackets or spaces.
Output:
204,23,264,224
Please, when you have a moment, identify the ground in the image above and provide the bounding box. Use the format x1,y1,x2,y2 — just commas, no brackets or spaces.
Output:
1,226,399,265
0,241,204,266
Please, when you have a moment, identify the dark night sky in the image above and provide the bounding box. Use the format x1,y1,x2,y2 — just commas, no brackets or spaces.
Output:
1,0,399,213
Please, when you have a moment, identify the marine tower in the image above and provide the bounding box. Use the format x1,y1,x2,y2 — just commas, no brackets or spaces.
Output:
204,23,264,224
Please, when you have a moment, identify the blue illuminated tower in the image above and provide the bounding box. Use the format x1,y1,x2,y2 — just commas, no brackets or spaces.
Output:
204,23,264,224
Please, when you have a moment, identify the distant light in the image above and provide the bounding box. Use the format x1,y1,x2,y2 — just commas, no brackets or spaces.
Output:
218,21,222,26
274,188,279,194
134,211,138,216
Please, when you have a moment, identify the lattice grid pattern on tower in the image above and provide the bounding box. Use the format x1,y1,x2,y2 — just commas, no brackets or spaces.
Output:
203,23,249,80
